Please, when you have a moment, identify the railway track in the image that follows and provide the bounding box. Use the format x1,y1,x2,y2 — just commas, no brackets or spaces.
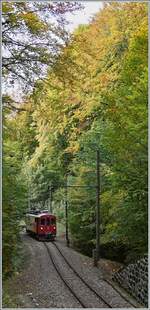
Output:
44,242,85,308
44,241,112,308
53,242,137,308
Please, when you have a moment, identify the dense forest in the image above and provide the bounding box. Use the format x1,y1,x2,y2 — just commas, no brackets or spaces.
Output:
3,2,148,279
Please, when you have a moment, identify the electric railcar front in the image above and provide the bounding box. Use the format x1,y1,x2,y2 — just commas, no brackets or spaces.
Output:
26,211,56,240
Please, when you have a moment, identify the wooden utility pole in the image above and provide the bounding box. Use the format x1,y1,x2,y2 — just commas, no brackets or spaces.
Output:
49,183,53,213
95,149,100,265
28,195,30,212
65,175,70,247
28,186,31,212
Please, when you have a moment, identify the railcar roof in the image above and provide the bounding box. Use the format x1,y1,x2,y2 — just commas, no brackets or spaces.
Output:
26,213,56,218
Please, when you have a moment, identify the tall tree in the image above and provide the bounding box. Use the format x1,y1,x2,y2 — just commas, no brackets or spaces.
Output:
2,2,82,93
3,2,148,268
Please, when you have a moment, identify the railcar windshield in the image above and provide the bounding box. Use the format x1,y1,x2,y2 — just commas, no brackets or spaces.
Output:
47,218,50,225
41,218,45,225
40,216,56,225
51,217,56,225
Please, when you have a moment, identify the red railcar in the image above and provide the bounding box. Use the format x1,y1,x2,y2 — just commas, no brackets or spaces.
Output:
26,210,56,240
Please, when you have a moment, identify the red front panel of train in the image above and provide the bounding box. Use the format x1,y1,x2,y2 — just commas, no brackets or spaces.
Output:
37,215,56,237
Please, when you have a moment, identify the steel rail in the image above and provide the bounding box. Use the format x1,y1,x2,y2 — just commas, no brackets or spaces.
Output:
53,241,112,308
103,278,137,308
54,242,137,308
44,242,86,308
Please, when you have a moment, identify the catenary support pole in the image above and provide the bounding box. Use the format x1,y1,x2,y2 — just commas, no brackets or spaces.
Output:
65,175,70,247
49,183,53,213
28,186,31,212
95,149,100,266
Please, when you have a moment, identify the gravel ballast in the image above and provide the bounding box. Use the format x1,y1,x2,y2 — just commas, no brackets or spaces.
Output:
55,239,139,308
3,233,141,308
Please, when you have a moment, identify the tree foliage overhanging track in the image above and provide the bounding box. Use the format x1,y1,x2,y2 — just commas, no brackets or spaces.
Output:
3,2,148,281
2,1,82,92
24,2,147,261
2,1,82,279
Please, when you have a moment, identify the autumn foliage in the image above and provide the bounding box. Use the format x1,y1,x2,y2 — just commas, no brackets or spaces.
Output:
3,2,148,278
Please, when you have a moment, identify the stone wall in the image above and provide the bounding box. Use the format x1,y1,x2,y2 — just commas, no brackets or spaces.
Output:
112,255,148,307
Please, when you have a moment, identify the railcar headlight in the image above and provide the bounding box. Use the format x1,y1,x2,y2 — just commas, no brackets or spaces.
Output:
40,227,44,230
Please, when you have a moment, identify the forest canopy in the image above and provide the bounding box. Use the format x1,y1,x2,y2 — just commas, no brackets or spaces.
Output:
3,2,148,278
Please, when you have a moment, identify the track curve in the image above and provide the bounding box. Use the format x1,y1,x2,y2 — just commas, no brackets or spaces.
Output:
45,241,112,308
53,241,113,307
44,242,86,308
53,241,137,308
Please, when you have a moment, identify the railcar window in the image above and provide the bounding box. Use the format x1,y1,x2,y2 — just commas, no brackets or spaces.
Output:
51,218,56,225
41,218,45,225
47,218,50,225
